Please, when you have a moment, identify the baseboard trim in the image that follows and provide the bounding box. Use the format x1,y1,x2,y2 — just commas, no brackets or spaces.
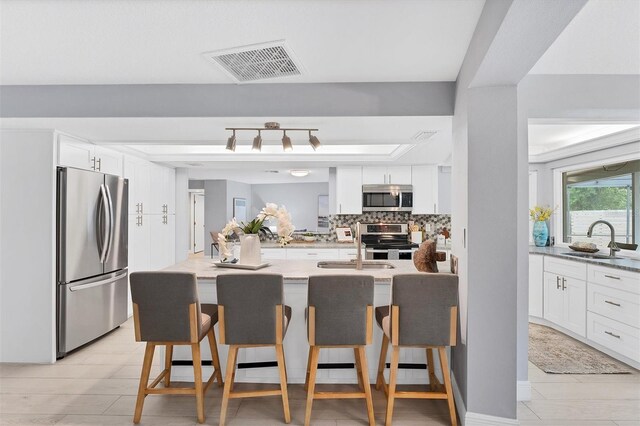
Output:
466,412,519,425
517,380,531,401
450,373,467,425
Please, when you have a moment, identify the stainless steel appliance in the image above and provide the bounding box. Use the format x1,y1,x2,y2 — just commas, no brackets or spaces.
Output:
56,167,128,358
362,184,413,212
361,223,418,260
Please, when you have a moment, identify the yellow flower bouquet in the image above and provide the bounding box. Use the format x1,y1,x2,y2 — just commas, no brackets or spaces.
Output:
529,205,555,222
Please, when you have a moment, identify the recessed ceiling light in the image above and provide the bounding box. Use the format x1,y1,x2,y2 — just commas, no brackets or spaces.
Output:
290,170,309,177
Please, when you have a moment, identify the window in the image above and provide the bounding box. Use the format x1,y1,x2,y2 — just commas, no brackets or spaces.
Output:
563,160,639,248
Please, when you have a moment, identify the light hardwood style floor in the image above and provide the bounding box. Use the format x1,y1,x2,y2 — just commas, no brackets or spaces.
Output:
1,318,639,425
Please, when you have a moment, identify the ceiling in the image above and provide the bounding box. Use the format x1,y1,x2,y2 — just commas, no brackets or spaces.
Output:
0,0,485,85
1,0,638,184
530,0,640,74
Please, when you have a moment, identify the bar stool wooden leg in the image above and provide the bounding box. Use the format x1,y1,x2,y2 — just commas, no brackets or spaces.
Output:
438,347,457,426
304,346,320,426
304,346,312,391
426,348,437,391
192,343,205,424
357,347,376,426
354,347,364,391
275,343,291,424
219,345,238,426
384,346,400,426
206,328,223,386
376,334,389,390
133,343,155,424
164,344,173,387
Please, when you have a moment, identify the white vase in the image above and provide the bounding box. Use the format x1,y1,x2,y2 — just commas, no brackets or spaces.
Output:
239,234,262,265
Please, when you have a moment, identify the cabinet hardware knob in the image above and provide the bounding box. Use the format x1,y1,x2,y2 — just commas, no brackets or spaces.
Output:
604,300,621,307
604,274,620,280
604,330,621,339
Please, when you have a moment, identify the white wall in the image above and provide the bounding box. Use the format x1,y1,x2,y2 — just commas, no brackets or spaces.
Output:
174,168,189,262
251,183,329,232
0,130,56,363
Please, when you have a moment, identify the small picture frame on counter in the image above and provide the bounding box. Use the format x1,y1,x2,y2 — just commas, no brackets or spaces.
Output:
336,227,353,242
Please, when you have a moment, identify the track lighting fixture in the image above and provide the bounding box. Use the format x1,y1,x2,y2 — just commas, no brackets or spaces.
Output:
224,122,319,152
282,131,293,152
225,130,236,152
252,130,262,152
308,131,321,150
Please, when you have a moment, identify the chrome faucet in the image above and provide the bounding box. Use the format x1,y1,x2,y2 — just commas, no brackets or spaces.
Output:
587,220,620,257
355,221,363,270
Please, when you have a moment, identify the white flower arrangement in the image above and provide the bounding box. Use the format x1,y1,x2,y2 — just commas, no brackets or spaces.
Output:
222,202,295,247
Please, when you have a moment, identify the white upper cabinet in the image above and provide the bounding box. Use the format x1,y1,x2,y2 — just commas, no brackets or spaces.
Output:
57,134,123,176
362,166,411,185
124,156,151,215
335,167,362,214
411,165,438,214
149,165,176,215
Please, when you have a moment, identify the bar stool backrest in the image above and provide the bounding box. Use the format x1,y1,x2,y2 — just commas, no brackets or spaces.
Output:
308,275,374,346
130,271,202,343
391,274,458,346
216,274,284,345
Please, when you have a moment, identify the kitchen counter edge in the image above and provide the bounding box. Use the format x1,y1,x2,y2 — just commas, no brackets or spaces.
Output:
529,246,640,273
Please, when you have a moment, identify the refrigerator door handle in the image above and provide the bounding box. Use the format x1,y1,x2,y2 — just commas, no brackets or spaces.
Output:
104,183,114,261
98,184,111,263
69,270,128,292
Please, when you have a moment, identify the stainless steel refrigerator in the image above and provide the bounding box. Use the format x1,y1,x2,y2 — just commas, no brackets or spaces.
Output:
57,167,129,358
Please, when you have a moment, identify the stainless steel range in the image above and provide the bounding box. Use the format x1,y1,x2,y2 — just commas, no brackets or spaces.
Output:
361,223,418,260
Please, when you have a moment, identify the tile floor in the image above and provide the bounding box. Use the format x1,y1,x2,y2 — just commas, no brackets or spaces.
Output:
1,319,639,425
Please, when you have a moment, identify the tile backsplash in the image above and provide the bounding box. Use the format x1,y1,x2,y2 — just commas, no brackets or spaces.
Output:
319,212,451,242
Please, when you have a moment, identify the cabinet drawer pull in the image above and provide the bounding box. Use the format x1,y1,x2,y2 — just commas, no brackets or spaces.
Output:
604,274,620,280
604,300,621,307
604,330,621,339
96,158,102,171
562,277,566,290
556,276,561,289
307,253,318,256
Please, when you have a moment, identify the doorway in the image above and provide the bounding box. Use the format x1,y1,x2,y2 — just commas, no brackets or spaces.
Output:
191,192,205,253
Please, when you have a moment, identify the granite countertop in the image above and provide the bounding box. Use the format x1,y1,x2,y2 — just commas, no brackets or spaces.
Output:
261,241,362,249
529,246,640,273
163,258,442,283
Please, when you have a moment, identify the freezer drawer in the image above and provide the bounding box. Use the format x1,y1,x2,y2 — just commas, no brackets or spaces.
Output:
57,270,128,357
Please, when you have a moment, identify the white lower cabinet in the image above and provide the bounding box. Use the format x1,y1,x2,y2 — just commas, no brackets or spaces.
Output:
260,248,287,260
587,311,640,363
538,254,639,366
149,214,176,270
543,272,586,337
286,248,340,260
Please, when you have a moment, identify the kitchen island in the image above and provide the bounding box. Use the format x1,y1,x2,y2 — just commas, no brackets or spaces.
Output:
163,257,452,385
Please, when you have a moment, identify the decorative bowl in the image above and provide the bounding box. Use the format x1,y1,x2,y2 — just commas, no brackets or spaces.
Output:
303,235,316,242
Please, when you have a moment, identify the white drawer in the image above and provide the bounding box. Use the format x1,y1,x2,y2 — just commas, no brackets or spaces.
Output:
588,283,640,329
260,248,287,260
587,311,640,363
544,256,587,281
339,248,358,260
286,248,340,260
587,265,640,295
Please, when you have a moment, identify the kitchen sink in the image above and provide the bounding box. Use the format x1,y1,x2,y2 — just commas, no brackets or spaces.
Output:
562,252,616,260
317,261,395,269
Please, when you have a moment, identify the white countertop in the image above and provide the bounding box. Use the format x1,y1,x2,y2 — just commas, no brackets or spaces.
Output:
164,257,440,283
260,241,362,249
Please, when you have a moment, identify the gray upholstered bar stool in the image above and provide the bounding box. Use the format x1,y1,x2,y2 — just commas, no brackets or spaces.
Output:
304,275,375,426
375,273,459,426
129,271,223,424
216,273,292,426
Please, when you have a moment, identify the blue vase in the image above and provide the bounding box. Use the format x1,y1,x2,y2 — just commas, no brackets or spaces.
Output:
533,221,548,247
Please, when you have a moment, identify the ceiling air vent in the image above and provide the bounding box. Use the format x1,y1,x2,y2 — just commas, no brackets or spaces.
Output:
204,40,303,83
412,131,438,142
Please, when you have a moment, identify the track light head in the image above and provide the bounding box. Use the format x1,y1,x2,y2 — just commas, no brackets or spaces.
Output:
308,132,321,151
282,131,293,152
252,131,262,152
226,130,236,152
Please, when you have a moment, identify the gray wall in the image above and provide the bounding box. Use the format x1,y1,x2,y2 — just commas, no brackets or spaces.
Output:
203,179,252,256
251,183,328,232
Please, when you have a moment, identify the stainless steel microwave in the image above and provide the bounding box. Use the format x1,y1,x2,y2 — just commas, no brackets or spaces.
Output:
362,184,413,212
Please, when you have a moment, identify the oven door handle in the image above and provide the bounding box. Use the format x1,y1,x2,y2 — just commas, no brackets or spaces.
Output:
365,248,416,253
